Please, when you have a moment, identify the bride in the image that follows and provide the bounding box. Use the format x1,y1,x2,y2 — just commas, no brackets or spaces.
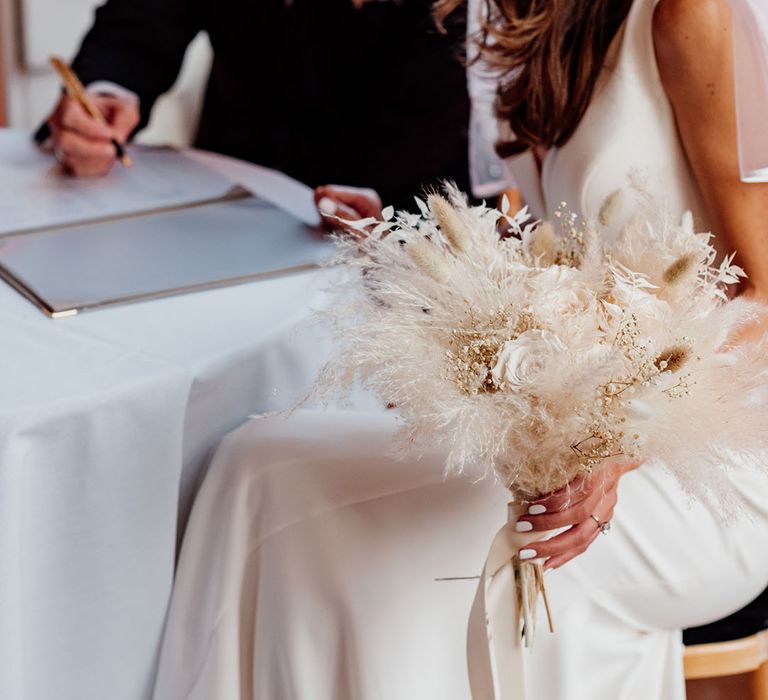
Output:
153,0,768,698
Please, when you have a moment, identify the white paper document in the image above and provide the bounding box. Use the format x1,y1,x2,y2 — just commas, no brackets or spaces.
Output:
0,129,330,315
0,130,320,235
0,133,236,235
185,150,321,226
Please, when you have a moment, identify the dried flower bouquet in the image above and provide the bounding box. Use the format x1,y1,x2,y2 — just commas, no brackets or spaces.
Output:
314,184,768,684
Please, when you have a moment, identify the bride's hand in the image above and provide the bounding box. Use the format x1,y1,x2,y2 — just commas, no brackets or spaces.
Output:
314,185,383,234
515,460,640,571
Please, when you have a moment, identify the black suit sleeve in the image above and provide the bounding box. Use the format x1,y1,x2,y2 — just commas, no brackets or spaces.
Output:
70,0,204,130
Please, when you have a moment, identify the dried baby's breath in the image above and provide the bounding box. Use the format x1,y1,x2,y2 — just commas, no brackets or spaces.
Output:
316,182,768,514
553,205,588,268
446,307,536,395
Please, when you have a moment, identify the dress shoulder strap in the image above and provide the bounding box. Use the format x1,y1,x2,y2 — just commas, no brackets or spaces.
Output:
612,0,667,99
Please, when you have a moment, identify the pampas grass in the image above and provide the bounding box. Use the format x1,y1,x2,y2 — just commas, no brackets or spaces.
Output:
315,184,768,514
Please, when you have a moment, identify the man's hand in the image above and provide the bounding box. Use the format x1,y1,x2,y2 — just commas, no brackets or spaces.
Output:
314,185,383,234
47,94,140,177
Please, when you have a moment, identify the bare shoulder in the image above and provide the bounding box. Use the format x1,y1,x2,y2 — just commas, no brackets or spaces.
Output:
653,0,731,76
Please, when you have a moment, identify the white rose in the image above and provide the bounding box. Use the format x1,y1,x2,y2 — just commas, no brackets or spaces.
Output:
535,265,577,287
531,266,591,315
491,329,565,388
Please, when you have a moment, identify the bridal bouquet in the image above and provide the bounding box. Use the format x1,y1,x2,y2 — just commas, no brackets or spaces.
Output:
314,184,768,695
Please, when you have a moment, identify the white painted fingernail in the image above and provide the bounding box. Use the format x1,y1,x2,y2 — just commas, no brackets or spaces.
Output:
515,521,533,532
318,197,337,216
528,504,547,515
519,549,537,561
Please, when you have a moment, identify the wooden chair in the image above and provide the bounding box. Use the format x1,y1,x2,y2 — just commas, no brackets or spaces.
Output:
683,586,768,699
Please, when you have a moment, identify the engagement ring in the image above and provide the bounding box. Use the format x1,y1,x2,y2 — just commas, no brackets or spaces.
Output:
590,514,611,535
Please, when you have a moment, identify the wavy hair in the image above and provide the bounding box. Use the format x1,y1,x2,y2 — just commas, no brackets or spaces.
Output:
435,0,634,156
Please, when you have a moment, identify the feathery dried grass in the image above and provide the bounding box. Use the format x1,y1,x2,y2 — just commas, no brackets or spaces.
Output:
313,182,768,514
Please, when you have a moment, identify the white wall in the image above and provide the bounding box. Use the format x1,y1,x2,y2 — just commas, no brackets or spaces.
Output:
2,0,211,146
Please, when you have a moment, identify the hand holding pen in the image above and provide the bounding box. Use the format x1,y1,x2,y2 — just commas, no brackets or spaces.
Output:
45,56,140,177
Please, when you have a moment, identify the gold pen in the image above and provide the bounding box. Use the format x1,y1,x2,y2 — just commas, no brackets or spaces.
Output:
49,55,133,168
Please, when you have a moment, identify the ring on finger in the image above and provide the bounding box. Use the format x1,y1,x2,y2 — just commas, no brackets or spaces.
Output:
590,514,611,535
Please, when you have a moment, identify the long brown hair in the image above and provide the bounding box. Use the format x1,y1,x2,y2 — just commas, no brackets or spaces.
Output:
435,0,634,156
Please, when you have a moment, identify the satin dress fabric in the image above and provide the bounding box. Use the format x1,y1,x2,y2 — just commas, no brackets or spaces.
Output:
153,410,768,700
153,1,768,698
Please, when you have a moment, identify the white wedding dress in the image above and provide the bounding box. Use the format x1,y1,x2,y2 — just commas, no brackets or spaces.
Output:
152,1,768,698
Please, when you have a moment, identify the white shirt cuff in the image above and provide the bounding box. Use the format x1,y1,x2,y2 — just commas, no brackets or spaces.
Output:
85,81,140,108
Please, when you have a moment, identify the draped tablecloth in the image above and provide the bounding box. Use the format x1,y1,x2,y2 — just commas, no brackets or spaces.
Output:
0,131,340,700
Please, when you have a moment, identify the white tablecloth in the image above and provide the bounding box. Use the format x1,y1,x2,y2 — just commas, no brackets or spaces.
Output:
0,131,338,700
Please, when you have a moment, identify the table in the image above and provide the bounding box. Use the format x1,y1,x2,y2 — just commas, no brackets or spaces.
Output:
0,130,340,700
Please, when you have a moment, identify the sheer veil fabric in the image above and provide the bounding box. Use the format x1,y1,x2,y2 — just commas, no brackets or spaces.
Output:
730,0,768,181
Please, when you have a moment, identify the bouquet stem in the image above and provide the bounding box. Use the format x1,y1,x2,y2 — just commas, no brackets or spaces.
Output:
516,559,555,647
536,562,556,634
